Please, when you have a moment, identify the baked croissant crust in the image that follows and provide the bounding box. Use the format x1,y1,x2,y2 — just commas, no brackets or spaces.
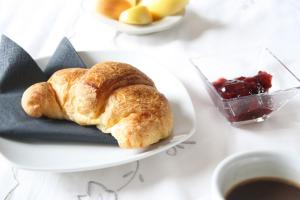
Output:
21,62,173,148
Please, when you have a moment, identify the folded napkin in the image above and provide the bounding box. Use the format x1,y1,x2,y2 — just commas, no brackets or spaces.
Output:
0,35,118,145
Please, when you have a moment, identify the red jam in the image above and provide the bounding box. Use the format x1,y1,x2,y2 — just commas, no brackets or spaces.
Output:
212,71,273,122
213,71,272,99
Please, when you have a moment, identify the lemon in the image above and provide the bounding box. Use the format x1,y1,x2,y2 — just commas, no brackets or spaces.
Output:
141,0,189,18
119,5,153,25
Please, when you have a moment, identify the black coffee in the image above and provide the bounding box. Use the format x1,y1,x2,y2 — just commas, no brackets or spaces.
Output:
226,177,300,200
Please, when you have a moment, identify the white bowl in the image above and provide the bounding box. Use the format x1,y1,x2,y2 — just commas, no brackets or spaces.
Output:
212,151,300,200
83,0,185,35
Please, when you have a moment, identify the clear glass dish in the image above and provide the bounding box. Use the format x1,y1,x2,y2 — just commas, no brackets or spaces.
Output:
190,48,300,125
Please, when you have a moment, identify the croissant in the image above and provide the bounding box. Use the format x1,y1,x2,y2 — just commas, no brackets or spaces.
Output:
21,62,173,148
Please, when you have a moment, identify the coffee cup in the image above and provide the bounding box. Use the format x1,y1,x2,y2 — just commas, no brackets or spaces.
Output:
211,151,300,200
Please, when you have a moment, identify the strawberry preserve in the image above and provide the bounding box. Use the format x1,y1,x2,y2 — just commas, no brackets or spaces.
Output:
212,71,273,122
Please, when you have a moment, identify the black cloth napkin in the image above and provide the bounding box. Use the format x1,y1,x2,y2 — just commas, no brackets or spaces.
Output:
0,35,118,145
45,37,86,77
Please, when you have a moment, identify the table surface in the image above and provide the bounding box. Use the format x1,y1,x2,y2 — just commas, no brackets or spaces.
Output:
1,0,300,199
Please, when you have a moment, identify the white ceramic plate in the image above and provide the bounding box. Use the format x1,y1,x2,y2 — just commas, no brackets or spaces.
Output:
0,51,196,172
84,0,184,35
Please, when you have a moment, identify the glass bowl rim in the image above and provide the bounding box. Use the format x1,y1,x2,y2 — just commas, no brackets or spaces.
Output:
189,48,300,102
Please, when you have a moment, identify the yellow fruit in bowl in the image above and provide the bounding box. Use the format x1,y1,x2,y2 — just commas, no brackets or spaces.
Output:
96,0,134,20
127,0,139,5
141,0,189,18
119,5,153,25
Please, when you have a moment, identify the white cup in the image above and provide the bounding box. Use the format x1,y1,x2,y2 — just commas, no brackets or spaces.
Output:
211,151,300,200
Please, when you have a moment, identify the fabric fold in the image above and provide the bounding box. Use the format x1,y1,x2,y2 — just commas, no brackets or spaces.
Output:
45,37,86,77
0,35,46,93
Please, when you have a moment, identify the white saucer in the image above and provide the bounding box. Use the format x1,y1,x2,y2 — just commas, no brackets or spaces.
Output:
0,51,196,172
84,0,185,35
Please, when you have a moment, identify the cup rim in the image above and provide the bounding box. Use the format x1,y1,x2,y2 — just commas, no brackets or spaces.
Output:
211,150,299,200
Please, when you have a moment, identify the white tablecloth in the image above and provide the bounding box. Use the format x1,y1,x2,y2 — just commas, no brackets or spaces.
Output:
1,0,300,199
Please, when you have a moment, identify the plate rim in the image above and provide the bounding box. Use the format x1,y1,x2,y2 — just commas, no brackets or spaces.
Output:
0,50,197,172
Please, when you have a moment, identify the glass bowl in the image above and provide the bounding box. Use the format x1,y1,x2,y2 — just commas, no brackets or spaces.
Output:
190,48,300,125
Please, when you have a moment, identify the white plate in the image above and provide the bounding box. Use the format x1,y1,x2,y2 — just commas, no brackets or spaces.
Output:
84,0,184,35
0,51,196,172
